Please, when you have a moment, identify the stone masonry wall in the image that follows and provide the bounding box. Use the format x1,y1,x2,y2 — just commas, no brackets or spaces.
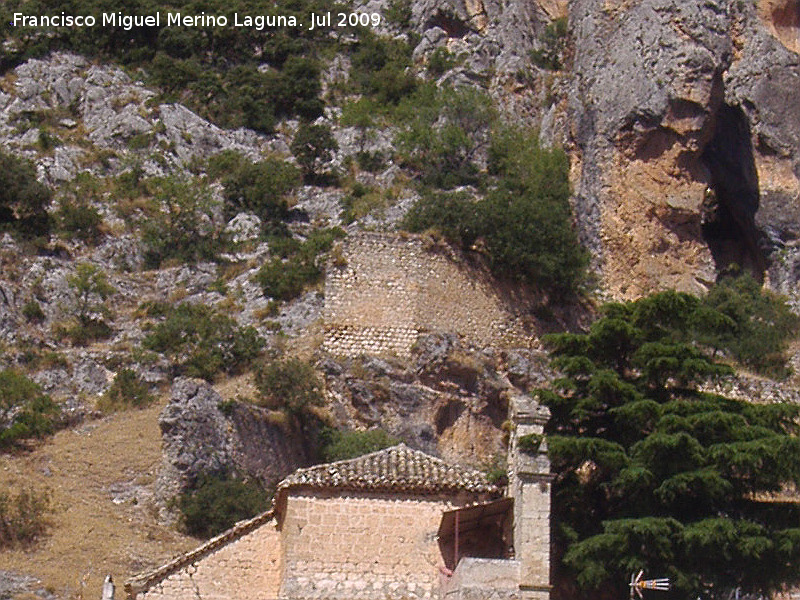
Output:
138,519,282,600
323,233,521,358
280,490,469,600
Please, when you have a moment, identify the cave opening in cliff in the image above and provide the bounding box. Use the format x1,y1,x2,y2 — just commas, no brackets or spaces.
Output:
700,103,767,281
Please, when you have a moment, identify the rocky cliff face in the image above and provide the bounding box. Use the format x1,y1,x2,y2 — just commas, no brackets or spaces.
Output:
567,0,800,302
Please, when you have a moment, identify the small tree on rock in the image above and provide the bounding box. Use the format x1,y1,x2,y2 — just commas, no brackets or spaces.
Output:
291,123,338,181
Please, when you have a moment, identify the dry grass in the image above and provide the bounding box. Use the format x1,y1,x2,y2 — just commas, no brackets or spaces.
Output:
0,402,196,600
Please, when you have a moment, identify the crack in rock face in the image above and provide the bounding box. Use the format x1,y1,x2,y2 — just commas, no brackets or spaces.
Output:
701,103,768,280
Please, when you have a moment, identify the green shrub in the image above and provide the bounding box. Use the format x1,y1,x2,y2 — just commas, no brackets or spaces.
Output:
427,47,456,77
530,17,568,70
483,453,508,487
403,127,589,299
0,369,59,449
61,262,115,345
176,473,268,539
384,0,412,27
254,357,322,416
394,85,493,188
256,228,345,302
139,175,230,268
143,303,264,381
351,33,417,105
220,156,301,222
98,369,154,413
55,200,103,244
291,123,338,181
320,428,398,462
22,300,45,324
0,488,50,548
340,184,388,224
0,149,51,237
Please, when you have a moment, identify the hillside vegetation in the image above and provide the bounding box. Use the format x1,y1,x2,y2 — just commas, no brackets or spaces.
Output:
1,0,800,599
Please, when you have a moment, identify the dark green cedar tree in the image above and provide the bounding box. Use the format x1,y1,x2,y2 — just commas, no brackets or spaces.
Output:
540,290,800,600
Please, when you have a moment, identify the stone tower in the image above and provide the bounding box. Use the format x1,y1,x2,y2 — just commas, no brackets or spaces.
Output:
508,391,552,600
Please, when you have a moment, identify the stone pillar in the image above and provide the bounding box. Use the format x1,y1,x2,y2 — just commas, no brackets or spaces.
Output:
508,392,551,600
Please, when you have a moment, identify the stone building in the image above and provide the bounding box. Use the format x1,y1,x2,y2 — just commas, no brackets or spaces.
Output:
125,395,551,600
323,232,525,358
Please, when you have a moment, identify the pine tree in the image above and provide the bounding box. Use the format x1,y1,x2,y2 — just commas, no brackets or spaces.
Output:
541,291,800,600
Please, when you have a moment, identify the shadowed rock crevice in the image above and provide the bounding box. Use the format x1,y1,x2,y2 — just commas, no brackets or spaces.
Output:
701,103,768,280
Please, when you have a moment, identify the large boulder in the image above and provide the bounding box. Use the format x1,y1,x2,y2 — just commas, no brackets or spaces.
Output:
154,378,308,518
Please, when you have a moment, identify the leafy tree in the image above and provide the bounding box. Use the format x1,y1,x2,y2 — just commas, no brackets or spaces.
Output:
403,128,589,299
256,228,345,302
0,149,51,237
61,262,116,345
395,85,494,188
67,262,116,327
254,357,323,416
140,176,227,268
143,303,264,381
176,472,268,539
541,292,800,600
99,368,154,412
700,273,799,377
291,123,338,181
350,32,417,104
320,428,398,462
218,155,301,222
340,98,377,153
0,369,59,448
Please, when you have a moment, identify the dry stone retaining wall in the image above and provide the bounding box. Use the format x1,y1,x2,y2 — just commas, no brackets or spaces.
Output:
323,233,522,358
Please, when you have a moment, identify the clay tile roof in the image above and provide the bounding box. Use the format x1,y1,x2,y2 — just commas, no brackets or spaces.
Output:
276,443,499,496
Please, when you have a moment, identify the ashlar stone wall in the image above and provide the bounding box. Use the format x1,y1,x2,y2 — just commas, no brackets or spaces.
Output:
280,490,472,600
508,394,552,600
324,233,522,358
136,518,282,600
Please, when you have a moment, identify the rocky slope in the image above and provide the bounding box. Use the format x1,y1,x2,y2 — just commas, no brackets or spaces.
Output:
1,0,800,596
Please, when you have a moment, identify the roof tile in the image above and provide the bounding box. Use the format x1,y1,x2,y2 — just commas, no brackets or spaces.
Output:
276,443,499,496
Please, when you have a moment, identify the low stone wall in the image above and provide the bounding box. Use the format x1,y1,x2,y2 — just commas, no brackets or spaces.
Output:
280,490,467,600
442,558,521,600
132,517,282,600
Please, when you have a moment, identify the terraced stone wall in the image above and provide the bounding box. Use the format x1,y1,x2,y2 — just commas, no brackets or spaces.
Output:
323,233,521,358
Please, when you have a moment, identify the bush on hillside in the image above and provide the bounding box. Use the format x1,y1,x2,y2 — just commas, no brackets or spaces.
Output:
319,428,398,462
0,149,51,238
0,369,59,449
176,472,268,539
256,228,345,302
395,85,494,188
143,303,264,381
217,154,301,223
0,488,51,548
140,176,228,268
98,368,154,413
253,357,323,416
403,127,589,299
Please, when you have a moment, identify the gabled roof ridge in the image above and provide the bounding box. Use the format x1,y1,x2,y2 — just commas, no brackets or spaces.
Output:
276,443,498,496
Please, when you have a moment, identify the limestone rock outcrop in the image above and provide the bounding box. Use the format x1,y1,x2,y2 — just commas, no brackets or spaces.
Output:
155,378,308,514
568,0,800,301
